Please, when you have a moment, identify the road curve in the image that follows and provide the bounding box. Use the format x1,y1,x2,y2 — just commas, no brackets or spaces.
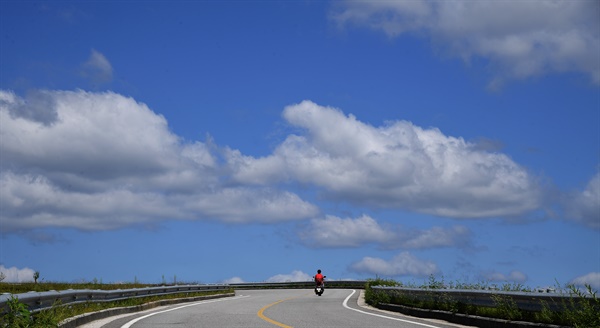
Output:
83,289,468,328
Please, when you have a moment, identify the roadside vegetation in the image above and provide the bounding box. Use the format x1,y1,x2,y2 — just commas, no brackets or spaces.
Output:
364,276,600,327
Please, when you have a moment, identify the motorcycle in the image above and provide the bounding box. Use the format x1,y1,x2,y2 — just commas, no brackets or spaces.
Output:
314,275,326,296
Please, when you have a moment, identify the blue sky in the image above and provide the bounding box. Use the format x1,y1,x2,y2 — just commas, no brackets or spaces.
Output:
1,0,599,290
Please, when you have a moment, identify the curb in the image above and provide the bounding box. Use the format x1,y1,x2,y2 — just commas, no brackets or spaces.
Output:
58,292,235,328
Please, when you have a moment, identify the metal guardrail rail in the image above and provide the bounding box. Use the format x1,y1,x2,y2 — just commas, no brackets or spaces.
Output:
0,284,231,313
370,286,584,312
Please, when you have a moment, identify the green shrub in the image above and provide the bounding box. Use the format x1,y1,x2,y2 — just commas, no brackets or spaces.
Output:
1,296,32,328
364,278,399,306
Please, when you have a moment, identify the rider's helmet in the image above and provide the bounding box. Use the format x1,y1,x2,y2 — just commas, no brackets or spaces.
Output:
317,269,321,274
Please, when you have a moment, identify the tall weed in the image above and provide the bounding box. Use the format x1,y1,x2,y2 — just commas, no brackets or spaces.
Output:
561,284,600,328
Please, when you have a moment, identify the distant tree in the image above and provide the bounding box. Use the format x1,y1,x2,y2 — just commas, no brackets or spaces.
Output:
0,271,5,282
33,271,40,284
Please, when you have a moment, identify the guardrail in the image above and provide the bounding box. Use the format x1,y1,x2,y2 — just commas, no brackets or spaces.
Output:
229,280,367,290
3,281,582,316
1,281,366,314
0,284,231,314
370,286,585,312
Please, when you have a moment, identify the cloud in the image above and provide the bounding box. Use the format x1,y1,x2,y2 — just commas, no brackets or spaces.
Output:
266,270,312,282
299,215,395,247
4,91,591,236
1,90,58,125
222,276,245,284
230,100,542,219
564,172,600,230
350,252,439,277
571,272,600,291
0,89,318,234
299,214,472,249
0,265,36,283
185,188,318,224
481,270,528,284
470,137,505,152
81,49,113,85
331,0,600,88
392,225,472,250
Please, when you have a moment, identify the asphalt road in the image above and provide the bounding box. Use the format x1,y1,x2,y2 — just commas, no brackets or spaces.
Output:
81,289,473,328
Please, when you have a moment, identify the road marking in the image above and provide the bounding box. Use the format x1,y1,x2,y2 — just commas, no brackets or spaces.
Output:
343,290,442,328
120,294,250,328
257,298,294,328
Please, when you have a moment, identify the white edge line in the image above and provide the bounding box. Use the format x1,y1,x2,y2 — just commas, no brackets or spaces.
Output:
343,289,441,328
121,294,250,328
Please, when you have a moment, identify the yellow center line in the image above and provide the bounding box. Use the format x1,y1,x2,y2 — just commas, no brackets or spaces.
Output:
257,298,295,328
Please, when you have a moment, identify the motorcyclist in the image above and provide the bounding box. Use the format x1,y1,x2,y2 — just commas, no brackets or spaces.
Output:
314,269,325,294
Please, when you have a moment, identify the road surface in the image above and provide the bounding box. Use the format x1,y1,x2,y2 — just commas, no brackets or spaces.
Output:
81,289,474,328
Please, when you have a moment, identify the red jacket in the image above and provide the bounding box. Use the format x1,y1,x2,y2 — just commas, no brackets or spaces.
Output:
315,273,324,284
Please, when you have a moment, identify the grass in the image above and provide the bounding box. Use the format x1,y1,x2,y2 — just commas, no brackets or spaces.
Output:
364,275,600,327
1,281,234,328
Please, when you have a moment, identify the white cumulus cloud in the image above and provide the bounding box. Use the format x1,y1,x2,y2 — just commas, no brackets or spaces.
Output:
565,173,600,230
0,89,318,233
0,265,36,283
299,215,395,247
331,0,600,88
571,272,600,291
299,214,472,250
222,276,245,284
230,100,542,219
266,270,312,282
350,252,439,277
